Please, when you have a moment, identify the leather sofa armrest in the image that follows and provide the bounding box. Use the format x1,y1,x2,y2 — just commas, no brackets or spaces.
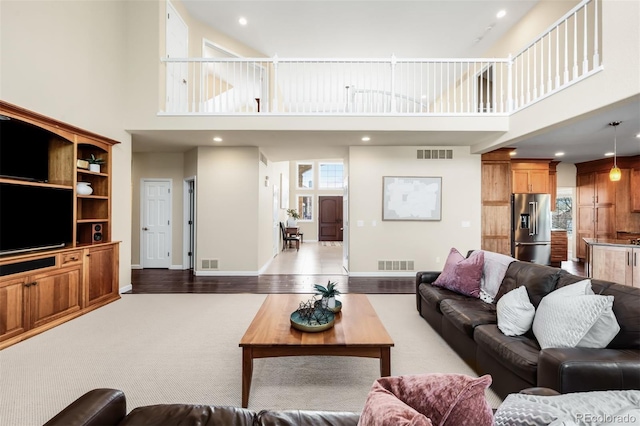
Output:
256,409,360,426
44,389,126,426
519,387,561,396
416,271,441,311
538,348,640,394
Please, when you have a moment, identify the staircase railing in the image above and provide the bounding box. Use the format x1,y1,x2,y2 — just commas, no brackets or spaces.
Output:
161,0,601,116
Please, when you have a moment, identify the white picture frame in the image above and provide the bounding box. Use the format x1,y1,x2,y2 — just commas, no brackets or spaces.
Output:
382,176,442,221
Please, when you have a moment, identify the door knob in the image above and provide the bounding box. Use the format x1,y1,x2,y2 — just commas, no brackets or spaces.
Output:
143,227,149,231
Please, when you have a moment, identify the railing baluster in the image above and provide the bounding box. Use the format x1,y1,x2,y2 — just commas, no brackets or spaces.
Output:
593,0,600,67
573,12,578,79
583,5,589,75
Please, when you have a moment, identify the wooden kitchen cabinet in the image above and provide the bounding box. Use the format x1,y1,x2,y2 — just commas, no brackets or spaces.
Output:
591,244,639,287
481,149,513,256
576,167,617,260
511,161,550,193
550,230,568,267
632,168,640,213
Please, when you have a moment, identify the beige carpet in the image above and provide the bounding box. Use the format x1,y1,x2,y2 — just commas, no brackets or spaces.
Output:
0,294,501,425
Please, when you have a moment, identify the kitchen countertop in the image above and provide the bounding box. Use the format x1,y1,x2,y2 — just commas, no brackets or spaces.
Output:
584,238,640,248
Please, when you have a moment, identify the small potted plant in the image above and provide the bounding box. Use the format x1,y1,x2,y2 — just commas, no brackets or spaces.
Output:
86,154,105,173
286,208,300,227
314,280,340,309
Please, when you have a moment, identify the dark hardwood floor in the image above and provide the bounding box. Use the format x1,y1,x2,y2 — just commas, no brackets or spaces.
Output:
128,260,585,294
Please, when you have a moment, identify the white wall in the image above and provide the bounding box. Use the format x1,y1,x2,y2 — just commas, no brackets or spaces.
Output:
348,146,481,275
1,0,132,290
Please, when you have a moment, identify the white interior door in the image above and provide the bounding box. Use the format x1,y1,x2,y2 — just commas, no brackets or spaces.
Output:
342,176,349,273
142,179,172,268
166,1,188,113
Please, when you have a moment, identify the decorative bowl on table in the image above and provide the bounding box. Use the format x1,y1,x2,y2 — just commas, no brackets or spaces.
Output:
290,309,335,332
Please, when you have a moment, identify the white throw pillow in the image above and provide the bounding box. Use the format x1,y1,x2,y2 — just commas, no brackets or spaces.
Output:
497,286,535,336
532,279,620,349
479,250,517,303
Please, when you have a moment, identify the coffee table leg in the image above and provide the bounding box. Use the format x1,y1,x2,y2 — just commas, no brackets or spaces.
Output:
380,347,391,376
242,347,253,408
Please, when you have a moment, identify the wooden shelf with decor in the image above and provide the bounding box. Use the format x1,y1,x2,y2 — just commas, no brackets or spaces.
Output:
0,100,120,350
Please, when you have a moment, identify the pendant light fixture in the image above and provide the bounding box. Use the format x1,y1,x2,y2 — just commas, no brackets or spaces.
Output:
609,121,622,182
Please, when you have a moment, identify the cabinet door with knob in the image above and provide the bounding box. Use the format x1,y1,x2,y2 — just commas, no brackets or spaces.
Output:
0,277,28,343
84,243,119,308
29,266,82,329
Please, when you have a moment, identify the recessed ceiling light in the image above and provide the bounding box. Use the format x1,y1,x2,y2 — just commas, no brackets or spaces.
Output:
636,133,640,138
509,150,517,156
555,152,565,157
604,152,614,157
213,137,222,142
238,17,247,26
497,10,506,19
361,136,370,142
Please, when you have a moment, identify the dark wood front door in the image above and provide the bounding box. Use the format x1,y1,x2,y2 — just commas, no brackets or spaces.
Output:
319,196,343,241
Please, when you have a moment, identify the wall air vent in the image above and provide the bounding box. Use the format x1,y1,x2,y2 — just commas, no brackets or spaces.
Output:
417,149,453,159
377,260,415,271
201,259,219,270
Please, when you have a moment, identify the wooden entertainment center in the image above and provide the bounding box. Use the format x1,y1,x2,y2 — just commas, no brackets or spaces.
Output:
0,101,120,350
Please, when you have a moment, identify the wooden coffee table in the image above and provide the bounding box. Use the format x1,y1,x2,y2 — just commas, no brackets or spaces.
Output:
239,293,394,408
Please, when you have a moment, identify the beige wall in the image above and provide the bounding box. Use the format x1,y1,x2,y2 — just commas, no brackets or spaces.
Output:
348,146,481,274
131,152,185,267
557,162,577,188
1,0,132,290
195,146,259,273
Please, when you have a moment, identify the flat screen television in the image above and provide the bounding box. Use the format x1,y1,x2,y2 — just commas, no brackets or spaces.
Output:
0,116,50,182
0,183,73,255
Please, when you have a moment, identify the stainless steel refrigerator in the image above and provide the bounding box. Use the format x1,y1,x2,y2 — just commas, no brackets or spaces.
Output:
511,193,552,265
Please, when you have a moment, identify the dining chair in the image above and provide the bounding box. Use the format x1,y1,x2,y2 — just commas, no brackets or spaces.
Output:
280,222,300,251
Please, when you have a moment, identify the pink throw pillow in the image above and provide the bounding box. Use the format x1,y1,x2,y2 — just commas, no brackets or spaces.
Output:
432,248,484,298
358,373,493,426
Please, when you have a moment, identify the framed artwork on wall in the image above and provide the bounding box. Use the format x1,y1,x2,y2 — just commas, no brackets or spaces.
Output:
280,173,289,209
382,176,442,221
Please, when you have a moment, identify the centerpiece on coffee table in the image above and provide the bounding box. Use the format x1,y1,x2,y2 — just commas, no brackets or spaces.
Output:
290,296,336,332
314,280,342,313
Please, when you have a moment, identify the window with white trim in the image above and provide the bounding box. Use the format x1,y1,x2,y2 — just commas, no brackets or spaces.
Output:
297,195,313,220
297,163,313,189
319,162,344,189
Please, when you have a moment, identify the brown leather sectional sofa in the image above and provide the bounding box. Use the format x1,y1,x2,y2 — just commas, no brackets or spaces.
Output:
416,260,640,398
45,387,564,426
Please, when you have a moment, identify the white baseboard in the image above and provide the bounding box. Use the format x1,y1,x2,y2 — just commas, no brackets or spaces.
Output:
119,284,133,293
194,270,259,276
348,271,416,277
131,264,142,270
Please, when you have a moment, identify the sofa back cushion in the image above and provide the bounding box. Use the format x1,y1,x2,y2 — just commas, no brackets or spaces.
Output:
494,262,562,308
556,272,640,349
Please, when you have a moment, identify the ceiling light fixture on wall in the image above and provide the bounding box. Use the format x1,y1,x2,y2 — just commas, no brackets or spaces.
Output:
497,10,506,19
608,121,622,182
238,17,247,26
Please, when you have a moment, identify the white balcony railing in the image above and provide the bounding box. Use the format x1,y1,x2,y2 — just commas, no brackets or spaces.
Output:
161,0,601,116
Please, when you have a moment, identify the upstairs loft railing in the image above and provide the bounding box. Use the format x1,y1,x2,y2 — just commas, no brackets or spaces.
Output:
161,0,601,116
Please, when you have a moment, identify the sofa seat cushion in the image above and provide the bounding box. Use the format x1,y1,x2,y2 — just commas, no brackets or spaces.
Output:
474,324,540,384
495,262,562,308
257,410,360,426
418,284,472,314
119,404,256,426
439,299,497,338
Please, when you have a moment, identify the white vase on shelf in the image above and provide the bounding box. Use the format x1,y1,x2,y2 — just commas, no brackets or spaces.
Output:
76,181,93,195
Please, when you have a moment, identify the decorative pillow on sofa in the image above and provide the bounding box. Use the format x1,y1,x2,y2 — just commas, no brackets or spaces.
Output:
478,250,517,303
358,373,493,426
494,389,640,426
497,286,535,336
532,279,620,349
432,248,484,298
